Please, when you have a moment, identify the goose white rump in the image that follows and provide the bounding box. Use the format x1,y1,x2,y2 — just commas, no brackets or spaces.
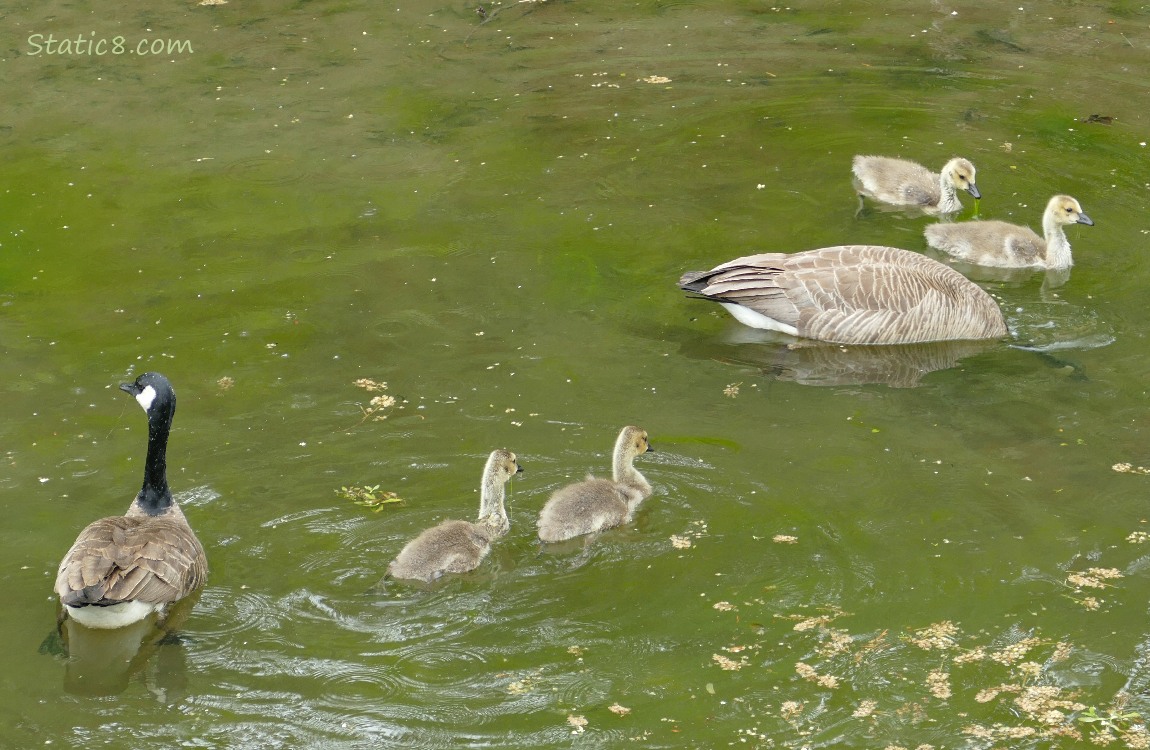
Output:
66,600,160,630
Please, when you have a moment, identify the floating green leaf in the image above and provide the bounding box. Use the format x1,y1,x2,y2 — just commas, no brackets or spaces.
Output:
337,484,405,511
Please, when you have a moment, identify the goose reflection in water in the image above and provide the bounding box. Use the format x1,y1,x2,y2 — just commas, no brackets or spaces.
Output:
680,325,1093,387
41,593,197,700
680,326,998,388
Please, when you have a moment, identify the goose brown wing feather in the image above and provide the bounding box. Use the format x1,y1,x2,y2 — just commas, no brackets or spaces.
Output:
681,246,1008,345
55,515,207,607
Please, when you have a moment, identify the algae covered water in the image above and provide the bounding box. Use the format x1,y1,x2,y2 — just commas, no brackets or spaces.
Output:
3,1,1150,747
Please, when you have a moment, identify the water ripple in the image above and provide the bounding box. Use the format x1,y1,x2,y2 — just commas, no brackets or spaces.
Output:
224,155,315,186
177,484,221,508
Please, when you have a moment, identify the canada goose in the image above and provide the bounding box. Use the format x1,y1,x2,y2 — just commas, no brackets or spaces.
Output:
55,373,207,629
852,155,980,214
537,426,654,543
678,245,1009,345
386,449,521,583
924,195,1093,269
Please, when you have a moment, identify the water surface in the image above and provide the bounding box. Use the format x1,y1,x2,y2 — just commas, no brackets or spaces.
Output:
4,1,1150,747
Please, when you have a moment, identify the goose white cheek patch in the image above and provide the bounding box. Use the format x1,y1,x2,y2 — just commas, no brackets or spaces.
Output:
134,385,157,411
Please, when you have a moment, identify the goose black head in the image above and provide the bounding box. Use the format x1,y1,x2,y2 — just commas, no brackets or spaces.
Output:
119,373,177,512
119,372,177,419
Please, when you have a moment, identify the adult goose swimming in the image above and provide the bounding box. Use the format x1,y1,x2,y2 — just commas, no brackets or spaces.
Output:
678,245,1009,345
924,195,1093,270
55,373,207,629
537,426,654,543
852,155,980,214
386,449,521,583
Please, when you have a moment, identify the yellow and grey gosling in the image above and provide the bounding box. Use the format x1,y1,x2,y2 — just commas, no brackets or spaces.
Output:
925,195,1093,270
55,373,207,629
679,245,1008,345
537,426,653,543
386,450,521,583
852,155,980,214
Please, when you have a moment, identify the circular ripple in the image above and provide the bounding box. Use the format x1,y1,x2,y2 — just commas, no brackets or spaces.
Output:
193,587,288,640
224,155,314,186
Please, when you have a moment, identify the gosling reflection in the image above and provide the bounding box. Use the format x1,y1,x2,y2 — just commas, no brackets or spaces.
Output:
929,254,1073,294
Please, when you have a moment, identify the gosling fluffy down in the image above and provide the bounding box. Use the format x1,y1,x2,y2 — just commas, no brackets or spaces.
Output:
924,195,1093,270
386,449,521,583
852,155,980,214
537,426,653,543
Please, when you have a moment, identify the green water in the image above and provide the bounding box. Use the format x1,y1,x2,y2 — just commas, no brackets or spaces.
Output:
4,1,1150,747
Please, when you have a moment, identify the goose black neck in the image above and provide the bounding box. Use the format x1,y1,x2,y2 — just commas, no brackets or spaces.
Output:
137,402,174,515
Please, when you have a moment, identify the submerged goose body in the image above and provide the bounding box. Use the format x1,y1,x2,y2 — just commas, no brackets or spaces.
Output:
55,373,207,629
679,245,1008,345
537,426,653,543
924,195,1093,269
387,449,521,583
852,155,980,214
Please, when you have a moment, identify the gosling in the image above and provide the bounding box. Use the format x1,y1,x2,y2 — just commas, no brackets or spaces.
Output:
852,155,980,214
924,194,1093,270
386,449,521,583
537,426,654,543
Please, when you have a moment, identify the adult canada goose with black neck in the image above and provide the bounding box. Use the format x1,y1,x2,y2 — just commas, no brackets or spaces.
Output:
54,373,207,629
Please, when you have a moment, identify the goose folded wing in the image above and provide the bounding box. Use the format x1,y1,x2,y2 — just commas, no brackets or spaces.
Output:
55,516,206,606
688,247,998,345
783,253,989,344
